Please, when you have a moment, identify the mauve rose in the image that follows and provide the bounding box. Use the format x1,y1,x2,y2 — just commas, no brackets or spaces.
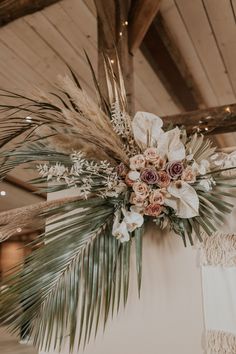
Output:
149,190,165,205
166,161,184,179
129,154,146,170
157,171,171,188
116,163,128,177
144,203,163,217
140,168,159,185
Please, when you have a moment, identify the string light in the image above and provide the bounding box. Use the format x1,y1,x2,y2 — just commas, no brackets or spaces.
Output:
25,116,32,123
225,107,231,113
123,21,128,26
0,190,6,196
16,228,22,233
205,127,209,131
110,59,115,64
119,32,123,37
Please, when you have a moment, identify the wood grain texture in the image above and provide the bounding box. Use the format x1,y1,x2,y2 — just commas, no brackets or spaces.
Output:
141,17,199,111
162,103,236,135
159,0,218,107
203,0,236,96
129,0,161,53
175,0,235,105
95,0,134,114
0,0,61,27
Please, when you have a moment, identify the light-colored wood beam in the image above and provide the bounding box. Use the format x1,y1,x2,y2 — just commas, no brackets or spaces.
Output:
0,0,61,27
94,0,134,114
129,0,161,54
162,103,236,135
141,14,201,111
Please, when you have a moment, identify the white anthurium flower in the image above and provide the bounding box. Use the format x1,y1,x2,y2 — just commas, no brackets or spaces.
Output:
165,181,199,218
132,111,164,150
122,207,144,232
112,213,130,243
157,127,186,161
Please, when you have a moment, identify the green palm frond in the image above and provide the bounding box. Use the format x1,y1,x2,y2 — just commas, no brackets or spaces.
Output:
191,179,236,237
0,141,71,179
0,193,144,351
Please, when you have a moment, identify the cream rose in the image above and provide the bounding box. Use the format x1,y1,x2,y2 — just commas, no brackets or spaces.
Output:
144,148,159,162
132,181,149,198
149,190,165,205
181,166,196,184
129,154,146,170
130,192,148,206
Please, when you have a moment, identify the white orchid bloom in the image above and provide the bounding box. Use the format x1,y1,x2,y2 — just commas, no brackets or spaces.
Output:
122,207,144,232
132,111,164,150
157,127,186,161
165,181,199,218
112,213,130,243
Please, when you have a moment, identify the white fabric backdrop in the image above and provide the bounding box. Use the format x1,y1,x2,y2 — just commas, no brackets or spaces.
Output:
201,207,236,353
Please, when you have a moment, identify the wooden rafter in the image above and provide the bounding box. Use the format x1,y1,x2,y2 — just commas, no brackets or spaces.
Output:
94,0,134,114
162,103,236,135
5,175,46,199
129,0,161,53
0,0,61,27
141,14,202,111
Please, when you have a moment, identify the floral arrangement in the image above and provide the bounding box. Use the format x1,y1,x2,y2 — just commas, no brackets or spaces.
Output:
0,60,235,351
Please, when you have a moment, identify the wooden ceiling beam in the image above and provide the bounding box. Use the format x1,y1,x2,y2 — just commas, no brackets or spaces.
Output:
94,0,134,114
129,0,161,54
0,0,61,27
162,103,236,135
141,14,202,112
5,175,46,199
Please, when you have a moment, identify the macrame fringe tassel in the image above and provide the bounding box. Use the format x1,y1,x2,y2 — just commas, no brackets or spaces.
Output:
200,233,236,266
205,330,236,354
